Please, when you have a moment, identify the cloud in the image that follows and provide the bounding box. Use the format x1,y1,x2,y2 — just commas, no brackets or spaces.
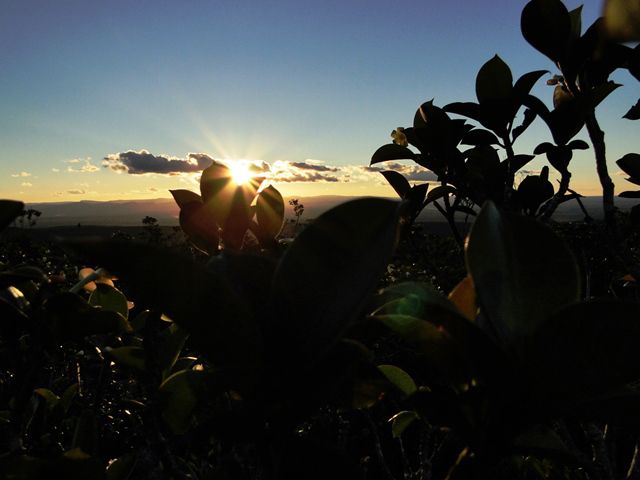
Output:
12,171,32,177
67,189,86,195
289,161,338,172
103,150,214,175
52,168,60,173
148,187,159,192
21,182,33,187
66,158,99,173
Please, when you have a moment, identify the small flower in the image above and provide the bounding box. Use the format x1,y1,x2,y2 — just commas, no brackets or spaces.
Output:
391,127,408,147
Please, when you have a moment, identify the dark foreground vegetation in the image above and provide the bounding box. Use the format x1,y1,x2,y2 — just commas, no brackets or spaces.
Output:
2,0,640,478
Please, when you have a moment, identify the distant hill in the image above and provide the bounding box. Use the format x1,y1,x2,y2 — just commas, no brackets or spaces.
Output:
22,195,636,227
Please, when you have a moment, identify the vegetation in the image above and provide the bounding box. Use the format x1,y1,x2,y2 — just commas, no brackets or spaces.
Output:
1,1,640,479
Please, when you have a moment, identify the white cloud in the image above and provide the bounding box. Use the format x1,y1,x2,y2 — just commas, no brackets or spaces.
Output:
12,171,32,177
21,182,33,187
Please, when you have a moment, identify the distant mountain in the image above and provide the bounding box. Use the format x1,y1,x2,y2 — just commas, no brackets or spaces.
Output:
23,195,636,227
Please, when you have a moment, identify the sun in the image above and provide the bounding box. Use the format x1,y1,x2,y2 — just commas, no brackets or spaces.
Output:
228,161,253,185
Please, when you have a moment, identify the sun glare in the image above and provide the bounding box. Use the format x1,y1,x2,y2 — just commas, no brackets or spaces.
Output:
229,161,253,185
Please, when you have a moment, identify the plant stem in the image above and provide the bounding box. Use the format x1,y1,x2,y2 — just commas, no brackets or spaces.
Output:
585,114,616,226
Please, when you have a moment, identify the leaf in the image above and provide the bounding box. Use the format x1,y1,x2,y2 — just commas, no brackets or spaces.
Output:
624,99,640,120
604,0,640,41
389,410,420,438
617,153,640,178
513,70,548,100
62,241,260,379
509,154,536,172
444,102,482,123
461,129,500,146
377,364,417,396
448,276,477,321
476,55,513,106
406,183,429,207
44,293,132,342
567,139,589,150
0,200,24,232
106,453,136,480
521,0,571,63
619,190,640,198
158,369,207,435
88,283,129,320
267,198,403,366
169,189,201,208
199,160,232,203
380,171,411,198
256,185,285,240
425,185,457,204
371,144,416,164
466,202,580,354
34,388,60,408
512,109,538,142
568,5,583,40
106,346,147,373
154,323,189,376
526,300,640,402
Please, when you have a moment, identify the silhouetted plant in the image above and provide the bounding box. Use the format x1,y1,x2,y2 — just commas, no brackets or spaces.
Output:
170,160,285,254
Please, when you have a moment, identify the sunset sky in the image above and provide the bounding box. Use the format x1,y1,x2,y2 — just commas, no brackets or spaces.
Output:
2,0,638,203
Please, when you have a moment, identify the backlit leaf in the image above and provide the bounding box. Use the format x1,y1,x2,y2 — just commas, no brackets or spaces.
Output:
390,410,420,438
380,171,411,198
466,202,580,354
256,185,285,240
371,144,416,164
89,283,129,320
268,198,402,366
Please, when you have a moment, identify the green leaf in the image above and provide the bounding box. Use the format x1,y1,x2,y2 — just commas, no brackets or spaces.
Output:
380,171,411,198
34,388,59,408
268,198,402,366
568,5,583,40
199,160,232,203
389,410,420,438
377,364,417,396
256,185,285,240
105,453,136,480
0,200,24,232
106,346,147,373
466,202,580,354
371,144,416,164
476,55,513,106
154,323,189,376
159,369,207,435
169,189,201,208
88,283,129,320
62,241,260,379
178,201,220,254
604,0,640,41
521,0,571,63
617,153,640,178
526,300,640,401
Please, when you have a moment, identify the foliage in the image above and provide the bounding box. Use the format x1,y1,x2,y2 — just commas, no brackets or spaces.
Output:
372,0,639,238
170,160,286,254
371,201,640,478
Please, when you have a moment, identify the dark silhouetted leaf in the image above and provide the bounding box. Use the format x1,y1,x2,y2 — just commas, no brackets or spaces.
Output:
521,0,571,63
620,190,640,198
476,55,513,106
617,153,640,178
380,171,410,198
268,198,402,366
169,189,201,208
444,102,482,123
461,129,500,146
371,144,416,164
512,109,538,142
567,139,589,150
466,202,580,354
510,154,536,172
425,185,457,204
624,99,640,120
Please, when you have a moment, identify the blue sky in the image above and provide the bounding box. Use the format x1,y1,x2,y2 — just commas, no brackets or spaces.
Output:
2,0,638,201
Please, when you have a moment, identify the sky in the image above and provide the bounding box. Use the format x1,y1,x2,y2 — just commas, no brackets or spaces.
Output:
1,0,638,203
